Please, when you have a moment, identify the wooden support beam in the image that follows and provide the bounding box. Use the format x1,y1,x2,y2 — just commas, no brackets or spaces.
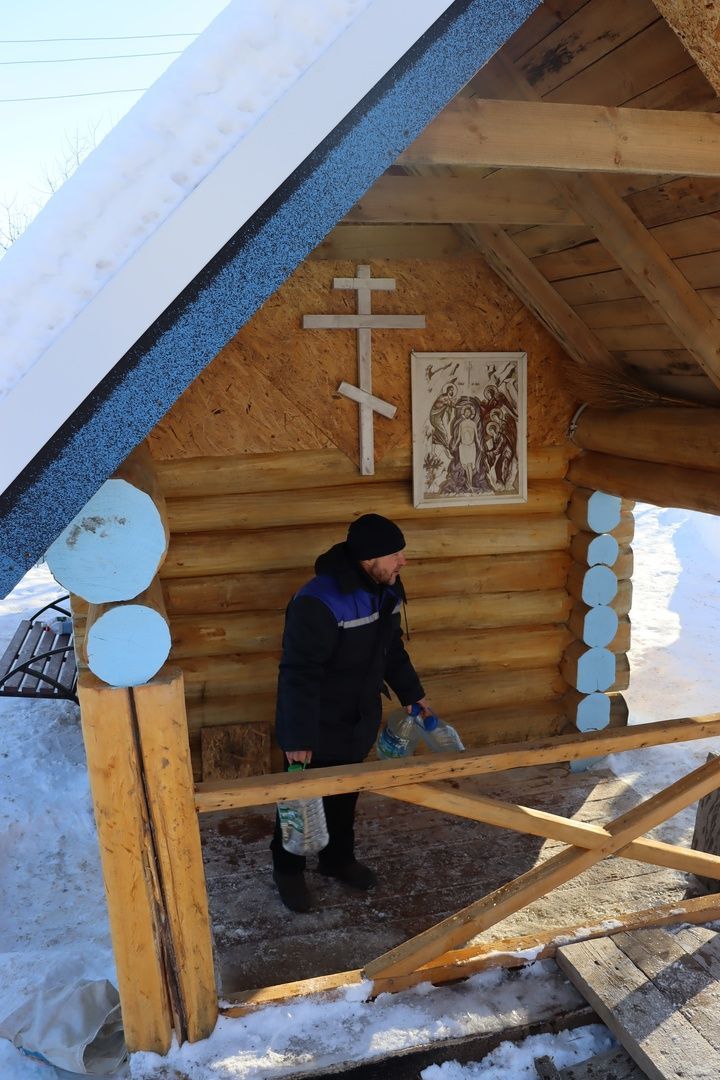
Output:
224,894,720,1012
344,173,582,225
555,173,720,390
380,782,720,880
194,713,720,812
573,407,720,474
464,224,618,371
399,99,720,177
569,451,720,515
79,670,217,1050
363,754,720,979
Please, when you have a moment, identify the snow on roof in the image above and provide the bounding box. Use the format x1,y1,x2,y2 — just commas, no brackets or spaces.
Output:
0,0,375,403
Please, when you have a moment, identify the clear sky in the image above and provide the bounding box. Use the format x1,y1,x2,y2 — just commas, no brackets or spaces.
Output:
0,0,229,212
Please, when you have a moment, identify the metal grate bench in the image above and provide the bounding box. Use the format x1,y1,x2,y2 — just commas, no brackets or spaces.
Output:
0,596,78,703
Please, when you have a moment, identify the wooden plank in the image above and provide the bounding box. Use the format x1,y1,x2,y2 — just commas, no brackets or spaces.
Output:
133,669,217,1043
309,223,471,260
465,224,616,371
0,620,30,680
20,626,54,693
613,928,720,1054
303,313,424,329
555,174,720,389
399,99,720,176
379,781,720,880
363,753,720,979
344,173,583,225
77,674,173,1053
194,712,720,813
573,407,720,474
627,65,720,113
337,381,396,419
569,451,720,515
556,936,720,1080
225,893,720,1011
4,623,44,691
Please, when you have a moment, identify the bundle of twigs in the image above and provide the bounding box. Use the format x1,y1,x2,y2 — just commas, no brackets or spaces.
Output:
563,356,703,410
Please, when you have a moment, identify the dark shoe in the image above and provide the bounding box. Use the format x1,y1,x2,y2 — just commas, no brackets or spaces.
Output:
273,870,313,912
318,859,377,891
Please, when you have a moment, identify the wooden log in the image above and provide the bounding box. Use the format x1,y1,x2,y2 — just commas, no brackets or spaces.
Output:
567,487,622,533
155,445,570,497
561,641,616,693
133,670,217,1043
194,713,720,814
690,752,720,896
165,480,570,534
613,511,635,547
84,577,171,686
164,515,573,578
407,625,572,676
77,673,173,1053
186,692,276,732
569,452,720,515
573,407,720,474
46,443,169,604
570,531,619,567
568,602,619,648
610,616,631,654
613,547,634,579
363,754,720,980
612,653,631,692
161,551,572,615
566,562,618,607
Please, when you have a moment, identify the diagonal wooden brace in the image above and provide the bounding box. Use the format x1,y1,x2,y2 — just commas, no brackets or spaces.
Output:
381,782,720,879
364,754,720,980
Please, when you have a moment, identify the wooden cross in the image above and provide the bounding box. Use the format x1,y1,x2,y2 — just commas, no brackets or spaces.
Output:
303,264,426,475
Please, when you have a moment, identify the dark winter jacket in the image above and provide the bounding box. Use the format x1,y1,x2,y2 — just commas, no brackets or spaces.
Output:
275,542,424,761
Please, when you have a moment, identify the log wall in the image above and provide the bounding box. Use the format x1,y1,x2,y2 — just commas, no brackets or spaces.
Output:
146,256,579,779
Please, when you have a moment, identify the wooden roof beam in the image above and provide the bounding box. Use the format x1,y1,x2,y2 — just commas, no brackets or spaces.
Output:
400,98,720,176
463,224,616,372
344,173,583,226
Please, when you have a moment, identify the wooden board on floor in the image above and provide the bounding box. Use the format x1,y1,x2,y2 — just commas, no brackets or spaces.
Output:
557,932,720,1079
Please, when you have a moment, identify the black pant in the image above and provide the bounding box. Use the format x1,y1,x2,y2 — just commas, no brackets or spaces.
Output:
271,756,362,875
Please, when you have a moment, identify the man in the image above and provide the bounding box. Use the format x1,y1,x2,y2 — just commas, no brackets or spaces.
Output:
271,513,431,912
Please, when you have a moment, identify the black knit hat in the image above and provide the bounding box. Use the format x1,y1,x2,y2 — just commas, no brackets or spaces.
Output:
346,514,406,560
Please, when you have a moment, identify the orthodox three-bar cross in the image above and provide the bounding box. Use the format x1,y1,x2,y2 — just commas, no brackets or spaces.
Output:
303,264,426,475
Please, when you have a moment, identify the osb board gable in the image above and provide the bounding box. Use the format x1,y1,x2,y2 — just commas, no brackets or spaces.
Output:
149,258,575,463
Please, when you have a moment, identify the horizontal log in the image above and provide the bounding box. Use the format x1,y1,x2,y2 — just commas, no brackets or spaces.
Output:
569,452,720,515
563,690,629,733
161,552,572,615
612,510,635,546
407,625,572,676
194,712,720,811
566,562,617,607
156,445,571,497
612,653,631,692
561,641,616,693
164,515,573,578
610,616,631,655
400,99,720,176
46,442,169,604
574,408,720,474
567,487,622,533
568,603,619,648
165,480,571,534
168,591,572,659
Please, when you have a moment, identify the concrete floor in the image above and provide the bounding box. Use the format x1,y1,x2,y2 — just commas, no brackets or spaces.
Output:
200,763,689,996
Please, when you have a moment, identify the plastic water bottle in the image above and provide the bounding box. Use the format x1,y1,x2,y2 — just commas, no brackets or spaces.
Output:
413,704,465,752
376,708,422,759
277,763,329,855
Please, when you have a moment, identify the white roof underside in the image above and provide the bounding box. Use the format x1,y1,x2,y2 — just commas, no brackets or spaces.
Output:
0,0,456,493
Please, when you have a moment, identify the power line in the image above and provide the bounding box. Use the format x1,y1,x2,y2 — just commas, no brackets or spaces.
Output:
0,87,148,103
0,33,198,44
0,50,182,66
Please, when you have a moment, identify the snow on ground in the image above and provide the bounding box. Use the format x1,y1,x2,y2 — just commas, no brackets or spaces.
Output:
1,504,720,1077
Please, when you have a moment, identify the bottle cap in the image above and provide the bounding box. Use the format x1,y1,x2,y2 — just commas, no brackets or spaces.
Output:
422,714,439,731
287,762,305,773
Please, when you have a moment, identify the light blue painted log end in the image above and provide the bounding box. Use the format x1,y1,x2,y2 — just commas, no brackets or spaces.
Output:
87,604,171,687
581,605,619,648
576,647,616,693
587,491,622,534
45,479,167,604
576,692,611,732
581,565,618,607
586,533,619,567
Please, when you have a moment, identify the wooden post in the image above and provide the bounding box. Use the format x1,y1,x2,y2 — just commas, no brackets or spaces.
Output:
78,668,217,1051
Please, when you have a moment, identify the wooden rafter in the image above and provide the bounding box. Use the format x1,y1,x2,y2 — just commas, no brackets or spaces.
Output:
364,753,720,979
399,99,720,176
462,224,616,370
